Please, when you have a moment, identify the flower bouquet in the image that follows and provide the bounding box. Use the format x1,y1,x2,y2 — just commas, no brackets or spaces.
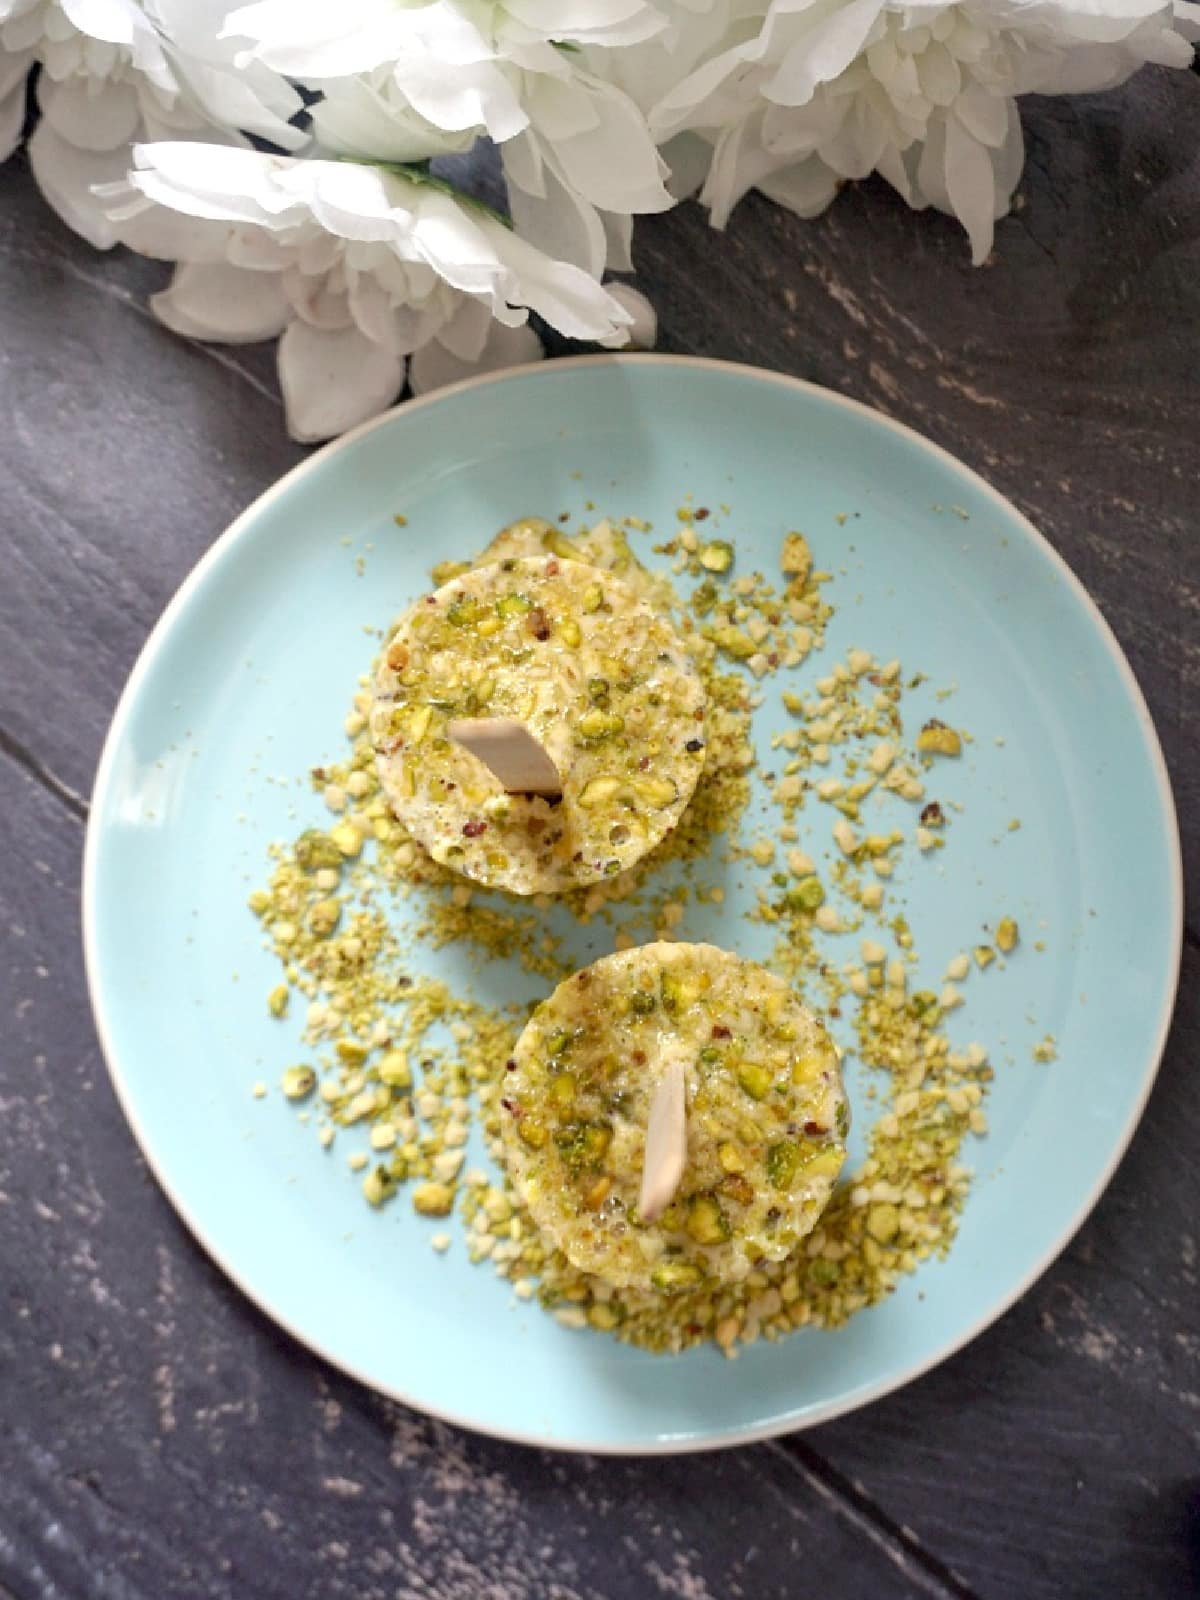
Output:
3,0,1196,439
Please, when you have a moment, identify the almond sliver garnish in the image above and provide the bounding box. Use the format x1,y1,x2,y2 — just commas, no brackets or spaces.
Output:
639,1056,687,1223
448,716,562,797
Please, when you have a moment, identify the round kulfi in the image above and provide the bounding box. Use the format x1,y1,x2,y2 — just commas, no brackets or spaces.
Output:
501,943,849,1290
370,556,706,894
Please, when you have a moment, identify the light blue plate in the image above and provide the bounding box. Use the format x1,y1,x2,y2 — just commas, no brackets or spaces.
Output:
83,356,1181,1453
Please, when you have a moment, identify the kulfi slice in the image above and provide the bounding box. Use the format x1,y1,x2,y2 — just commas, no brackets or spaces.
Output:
370,556,706,894
501,942,849,1290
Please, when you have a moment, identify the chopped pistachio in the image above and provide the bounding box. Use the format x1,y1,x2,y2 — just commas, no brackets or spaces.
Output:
363,1165,398,1207
686,1193,731,1244
294,830,343,871
780,532,811,583
577,709,625,742
832,819,859,856
412,1182,455,1217
784,877,825,912
650,1261,705,1293
711,624,757,660
766,1140,801,1189
866,1204,899,1243
635,776,679,808
308,898,341,937
330,820,365,857
916,720,963,757
736,1062,775,1101
699,540,734,574
281,1065,316,1101
517,1115,549,1149
378,1050,412,1089
578,775,621,808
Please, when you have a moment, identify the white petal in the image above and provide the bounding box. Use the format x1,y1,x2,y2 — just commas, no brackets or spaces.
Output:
312,77,471,162
914,117,951,215
430,294,490,362
603,283,656,349
651,34,760,142
659,130,712,200
504,0,664,48
114,204,233,262
875,141,920,208
501,126,545,199
471,212,632,342
119,140,305,225
764,0,884,108
954,81,1009,148
990,99,1025,219
408,319,542,397
28,120,130,248
600,208,634,273
389,296,451,357
504,134,607,276
153,0,307,148
702,108,798,230
917,40,961,108
399,56,528,141
942,113,996,266
59,0,138,48
3,11,48,53
151,261,291,342
0,80,28,164
818,97,886,181
169,54,308,151
277,320,405,442
223,0,409,76
282,264,354,330
0,45,34,103
37,73,140,150
346,270,405,352
757,154,840,219
532,72,672,215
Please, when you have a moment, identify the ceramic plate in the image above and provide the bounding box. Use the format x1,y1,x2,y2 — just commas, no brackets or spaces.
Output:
83,356,1181,1453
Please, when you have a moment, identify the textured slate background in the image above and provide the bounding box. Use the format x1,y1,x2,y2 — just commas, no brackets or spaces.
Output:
2,66,1198,1600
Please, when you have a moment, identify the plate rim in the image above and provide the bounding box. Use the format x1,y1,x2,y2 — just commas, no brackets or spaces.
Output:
81,353,1184,1455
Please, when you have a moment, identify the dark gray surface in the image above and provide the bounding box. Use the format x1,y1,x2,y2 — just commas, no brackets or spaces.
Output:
2,66,1198,1600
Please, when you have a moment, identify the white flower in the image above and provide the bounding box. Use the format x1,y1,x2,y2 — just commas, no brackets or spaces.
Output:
97,141,634,440
223,0,675,272
577,0,740,201
0,0,303,245
652,0,1199,264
